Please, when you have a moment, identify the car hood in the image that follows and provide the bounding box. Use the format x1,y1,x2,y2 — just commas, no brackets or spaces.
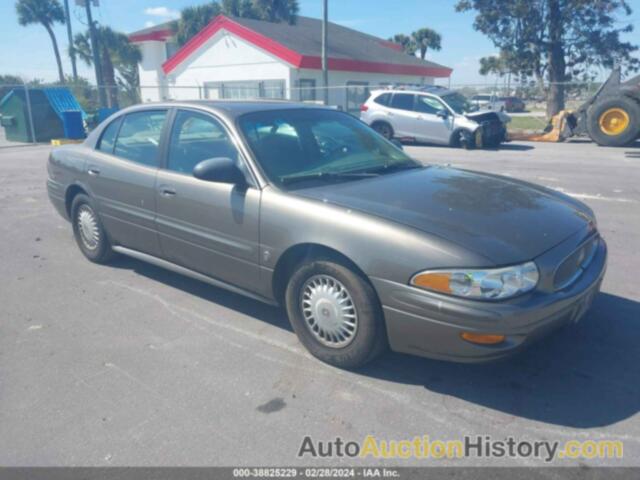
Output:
293,166,593,265
466,110,510,124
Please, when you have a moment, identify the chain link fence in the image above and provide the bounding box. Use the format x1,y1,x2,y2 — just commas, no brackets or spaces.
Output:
0,80,603,148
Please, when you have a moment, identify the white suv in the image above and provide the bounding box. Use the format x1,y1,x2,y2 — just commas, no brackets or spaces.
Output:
360,87,510,148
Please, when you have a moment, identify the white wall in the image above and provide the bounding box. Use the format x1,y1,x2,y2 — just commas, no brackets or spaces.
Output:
165,30,291,101
136,30,439,107
137,41,169,102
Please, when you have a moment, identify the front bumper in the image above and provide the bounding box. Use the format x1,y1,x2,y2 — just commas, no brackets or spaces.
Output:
477,122,507,147
371,236,607,363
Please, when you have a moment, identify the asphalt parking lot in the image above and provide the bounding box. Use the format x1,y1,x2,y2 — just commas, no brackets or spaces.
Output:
1,139,639,467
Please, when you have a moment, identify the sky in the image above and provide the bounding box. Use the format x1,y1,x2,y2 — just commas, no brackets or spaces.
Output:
1,0,639,86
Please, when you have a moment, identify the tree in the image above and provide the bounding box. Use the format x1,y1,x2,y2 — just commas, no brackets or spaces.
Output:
411,28,441,60
15,0,66,83
478,54,508,77
456,0,639,117
176,0,299,47
175,2,221,46
0,74,25,100
388,34,416,56
222,0,256,18
248,0,298,23
73,26,141,108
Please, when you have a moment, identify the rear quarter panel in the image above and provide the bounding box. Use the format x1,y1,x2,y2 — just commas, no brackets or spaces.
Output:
47,144,91,218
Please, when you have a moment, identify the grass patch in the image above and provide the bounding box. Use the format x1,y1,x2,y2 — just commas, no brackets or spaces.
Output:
508,116,549,131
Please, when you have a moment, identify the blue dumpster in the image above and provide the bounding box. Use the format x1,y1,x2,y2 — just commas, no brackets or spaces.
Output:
98,107,119,123
61,111,85,139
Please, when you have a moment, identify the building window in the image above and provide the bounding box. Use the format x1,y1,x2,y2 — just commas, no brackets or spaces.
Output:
299,79,316,102
204,80,286,100
346,81,369,114
261,80,285,99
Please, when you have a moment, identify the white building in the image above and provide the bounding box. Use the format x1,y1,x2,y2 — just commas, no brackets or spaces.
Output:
129,15,452,114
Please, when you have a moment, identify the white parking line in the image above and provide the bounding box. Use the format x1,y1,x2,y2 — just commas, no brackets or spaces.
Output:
550,187,636,203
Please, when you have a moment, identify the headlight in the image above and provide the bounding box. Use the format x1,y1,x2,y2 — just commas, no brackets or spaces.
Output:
410,262,539,300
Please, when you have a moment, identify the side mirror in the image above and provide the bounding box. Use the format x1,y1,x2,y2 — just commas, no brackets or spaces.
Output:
390,139,404,150
193,157,246,185
436,109,449,119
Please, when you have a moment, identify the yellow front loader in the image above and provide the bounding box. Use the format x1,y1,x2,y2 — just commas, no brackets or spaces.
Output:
511,68,640,147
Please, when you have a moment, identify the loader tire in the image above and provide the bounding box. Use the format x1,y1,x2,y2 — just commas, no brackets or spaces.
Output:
587,96,640,147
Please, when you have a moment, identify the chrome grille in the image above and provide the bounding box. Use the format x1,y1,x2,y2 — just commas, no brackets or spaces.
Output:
554,235,599,290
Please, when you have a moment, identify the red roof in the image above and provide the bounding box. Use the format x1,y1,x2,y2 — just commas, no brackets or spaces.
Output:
144,15,452,78
128,21,174,42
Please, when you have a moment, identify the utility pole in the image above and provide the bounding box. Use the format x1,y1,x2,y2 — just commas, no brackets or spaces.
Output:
64,0,78,81
321,0,329,105
82,0,106,107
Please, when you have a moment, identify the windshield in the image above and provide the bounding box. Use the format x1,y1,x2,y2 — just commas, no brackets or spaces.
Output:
238,109,420,188
441,92,478,114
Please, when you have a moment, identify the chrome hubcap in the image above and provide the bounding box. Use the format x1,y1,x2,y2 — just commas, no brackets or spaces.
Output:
77,205,100,250
301,275,358,348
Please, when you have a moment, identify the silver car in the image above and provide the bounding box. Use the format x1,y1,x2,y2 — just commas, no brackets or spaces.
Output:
361,87,510,148
47,101,606,368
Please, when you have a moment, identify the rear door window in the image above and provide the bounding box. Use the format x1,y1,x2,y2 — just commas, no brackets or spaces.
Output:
113,110,167,167
97,117,122,154
390,93,415,111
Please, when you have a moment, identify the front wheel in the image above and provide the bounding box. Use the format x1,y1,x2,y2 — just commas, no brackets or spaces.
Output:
71,193,114,264
285,259,387,368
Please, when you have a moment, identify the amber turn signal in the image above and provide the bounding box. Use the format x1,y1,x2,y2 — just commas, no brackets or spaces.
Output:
460,332,506,345
411,272,452,293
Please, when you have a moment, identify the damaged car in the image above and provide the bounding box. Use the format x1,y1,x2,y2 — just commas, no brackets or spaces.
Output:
360,86,510,148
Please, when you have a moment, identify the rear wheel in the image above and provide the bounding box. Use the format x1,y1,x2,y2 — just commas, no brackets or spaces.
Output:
371,121,394,140
587,96,640,147
71,193,114,264
285,258,387,368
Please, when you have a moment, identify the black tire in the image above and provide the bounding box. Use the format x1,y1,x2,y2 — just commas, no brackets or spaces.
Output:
285,258,387,369
451,129,475,149
587,96,640,147
70,193,114,264
371,121,394,140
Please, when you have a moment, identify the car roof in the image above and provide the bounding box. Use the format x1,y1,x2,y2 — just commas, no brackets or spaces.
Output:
370,86,456,97
122,99,335,121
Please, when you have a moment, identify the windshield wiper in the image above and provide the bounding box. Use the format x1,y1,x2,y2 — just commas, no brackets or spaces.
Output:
356,162,424,175
280,171,379,185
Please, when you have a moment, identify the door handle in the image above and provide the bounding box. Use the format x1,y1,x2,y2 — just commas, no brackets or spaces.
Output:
87,168,100,176
160,186,176,197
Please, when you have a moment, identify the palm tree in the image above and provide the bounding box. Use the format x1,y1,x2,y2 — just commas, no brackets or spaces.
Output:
411,28,442,60
73,26,141,108
388,34,417,56
249,0,298,24
222,0,256,18
15,0,66,83
176,0,299,46
175,2,221,46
